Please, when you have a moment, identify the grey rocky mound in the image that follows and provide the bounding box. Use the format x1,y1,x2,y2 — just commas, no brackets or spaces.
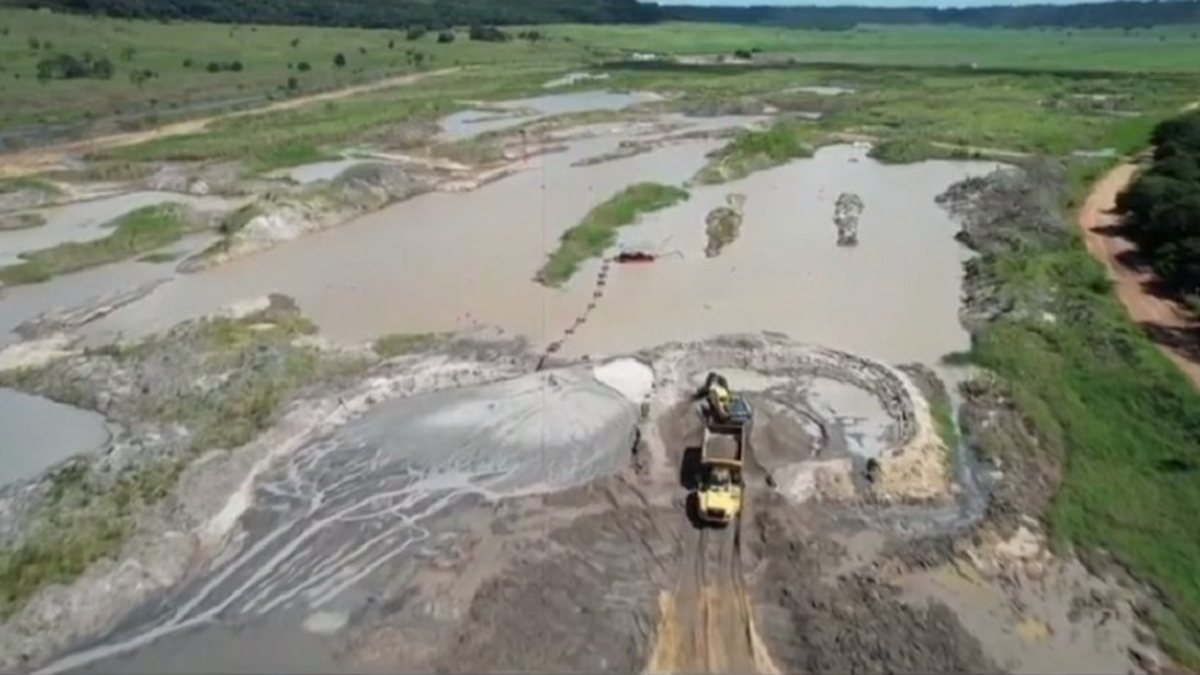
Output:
833,192,864,246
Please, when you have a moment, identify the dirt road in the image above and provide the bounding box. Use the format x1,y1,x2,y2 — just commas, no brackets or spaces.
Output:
0,68,459,178
646,520,778,674
646,422,778,675
1080,162,1200,389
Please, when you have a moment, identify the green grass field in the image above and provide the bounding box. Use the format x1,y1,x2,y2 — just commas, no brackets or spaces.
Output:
552,22,1200,73
0,8,583,131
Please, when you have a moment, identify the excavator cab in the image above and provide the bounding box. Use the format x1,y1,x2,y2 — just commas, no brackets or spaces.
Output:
700,372,753,430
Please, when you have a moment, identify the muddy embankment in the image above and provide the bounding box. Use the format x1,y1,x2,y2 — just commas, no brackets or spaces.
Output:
887,160,1170,675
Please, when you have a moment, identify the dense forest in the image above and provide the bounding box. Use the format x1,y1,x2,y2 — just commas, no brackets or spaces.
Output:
667,1,1200,30
1116,111,1200,301
0,0,663,27
7,0,1200,29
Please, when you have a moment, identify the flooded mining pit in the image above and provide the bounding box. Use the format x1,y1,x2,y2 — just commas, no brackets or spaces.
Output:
71,142,998,369
0,90,1154,675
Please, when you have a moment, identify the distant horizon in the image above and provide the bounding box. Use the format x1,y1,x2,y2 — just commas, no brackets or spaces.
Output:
655,0,1138,7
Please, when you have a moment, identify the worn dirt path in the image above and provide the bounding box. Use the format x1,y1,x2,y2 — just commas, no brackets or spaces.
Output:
0,68,460,178
645,522,778,675
645,427,778,675
1080,162,1200,389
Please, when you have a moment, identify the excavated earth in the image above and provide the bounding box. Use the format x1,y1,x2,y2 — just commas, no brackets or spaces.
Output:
7,329,1010,674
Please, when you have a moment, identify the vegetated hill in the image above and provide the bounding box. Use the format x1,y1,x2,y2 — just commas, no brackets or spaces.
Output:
1116,110,1200,302
665,1,1200,30
0,0,662,27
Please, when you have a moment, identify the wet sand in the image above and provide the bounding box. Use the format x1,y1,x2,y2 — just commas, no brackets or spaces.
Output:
439,91,660,141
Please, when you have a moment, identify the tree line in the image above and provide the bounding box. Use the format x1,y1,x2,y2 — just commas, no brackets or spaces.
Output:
5,0,1200,30
665,1,1200,30
0,0,663,28
1116,111,1200,301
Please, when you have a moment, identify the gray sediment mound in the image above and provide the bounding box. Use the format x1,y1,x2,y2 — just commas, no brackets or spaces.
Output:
834,192,864,246
705,193,746,258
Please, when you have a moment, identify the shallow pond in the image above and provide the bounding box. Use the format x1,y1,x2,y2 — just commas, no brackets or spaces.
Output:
438,90,661,141
268,159,370,184
0,388,108,485
80,132,717,346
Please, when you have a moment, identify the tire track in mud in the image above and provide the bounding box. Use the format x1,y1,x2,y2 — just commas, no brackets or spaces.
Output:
645,433,779,675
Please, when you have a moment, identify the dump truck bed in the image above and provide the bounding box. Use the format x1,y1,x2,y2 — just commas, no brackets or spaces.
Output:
702,428,743,462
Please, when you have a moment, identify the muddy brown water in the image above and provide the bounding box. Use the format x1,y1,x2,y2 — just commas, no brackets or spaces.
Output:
78,134,719,347
570,144,1000,365
0,192,232,266
0,232,217,346
81,143,996,368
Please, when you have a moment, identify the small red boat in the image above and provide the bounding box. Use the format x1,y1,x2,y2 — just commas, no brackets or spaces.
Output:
614,251,657,264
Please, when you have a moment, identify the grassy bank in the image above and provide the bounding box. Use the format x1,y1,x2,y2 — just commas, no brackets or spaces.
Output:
0,204,189,286
695,121,815,184
958,159,1200,666
538,182,689,286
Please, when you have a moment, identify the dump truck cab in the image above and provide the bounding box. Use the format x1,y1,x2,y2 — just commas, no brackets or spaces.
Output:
697,458,744,525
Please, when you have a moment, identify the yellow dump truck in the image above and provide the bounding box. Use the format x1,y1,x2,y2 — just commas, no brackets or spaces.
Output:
696,397,750,526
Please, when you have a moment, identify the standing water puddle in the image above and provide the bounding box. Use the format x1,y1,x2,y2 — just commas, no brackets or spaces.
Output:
0,388,108,485
267,159,370,184
438,90,661,141
804,377,890,459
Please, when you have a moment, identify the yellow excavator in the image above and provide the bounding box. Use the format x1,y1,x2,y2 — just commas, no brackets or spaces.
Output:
695,373,752,526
